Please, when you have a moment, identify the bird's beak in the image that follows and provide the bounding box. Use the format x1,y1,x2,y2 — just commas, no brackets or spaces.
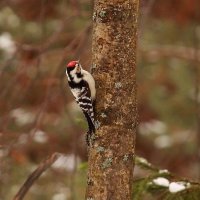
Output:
76,65,81,73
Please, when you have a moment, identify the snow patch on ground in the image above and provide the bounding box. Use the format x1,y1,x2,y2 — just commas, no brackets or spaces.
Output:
154,135,173,148
0,32,16,57
10,108,35,126
33,130,48,143
52,154,80,172
52,193,67,200
139,120,167,136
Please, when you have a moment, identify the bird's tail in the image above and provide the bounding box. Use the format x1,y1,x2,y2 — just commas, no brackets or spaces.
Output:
83,112,95,146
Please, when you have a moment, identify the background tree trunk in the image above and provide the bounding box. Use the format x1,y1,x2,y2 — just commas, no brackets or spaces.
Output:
86,0,139,199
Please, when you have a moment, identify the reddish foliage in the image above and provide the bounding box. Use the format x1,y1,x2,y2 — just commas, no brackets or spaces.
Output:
9,0,59,21
152,0,200,24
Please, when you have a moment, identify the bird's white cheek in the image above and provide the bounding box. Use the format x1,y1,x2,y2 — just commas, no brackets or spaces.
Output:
70,69,82,83
66,70,70,81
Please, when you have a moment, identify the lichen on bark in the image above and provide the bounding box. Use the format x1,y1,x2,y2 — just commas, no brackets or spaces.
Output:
86,0,139,199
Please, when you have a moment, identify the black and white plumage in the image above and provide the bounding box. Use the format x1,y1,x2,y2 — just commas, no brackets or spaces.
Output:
66,60,96,145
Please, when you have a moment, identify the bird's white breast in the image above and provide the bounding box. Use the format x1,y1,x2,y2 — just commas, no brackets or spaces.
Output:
82,70,96,100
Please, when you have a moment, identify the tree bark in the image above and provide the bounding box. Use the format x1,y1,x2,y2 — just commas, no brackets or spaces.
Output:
86,0,139,199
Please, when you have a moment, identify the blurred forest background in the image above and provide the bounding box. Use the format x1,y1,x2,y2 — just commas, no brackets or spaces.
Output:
0,0,200,199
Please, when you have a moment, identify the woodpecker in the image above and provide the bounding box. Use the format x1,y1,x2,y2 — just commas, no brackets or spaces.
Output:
66,60,96,145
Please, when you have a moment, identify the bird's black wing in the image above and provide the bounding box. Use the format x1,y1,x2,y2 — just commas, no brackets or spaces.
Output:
76,81,95,144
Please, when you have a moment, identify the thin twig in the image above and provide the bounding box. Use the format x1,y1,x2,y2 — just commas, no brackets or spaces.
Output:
142,45,200,63
13,152,62,200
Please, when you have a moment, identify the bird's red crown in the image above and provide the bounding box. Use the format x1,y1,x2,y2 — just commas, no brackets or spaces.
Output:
67,61,78,68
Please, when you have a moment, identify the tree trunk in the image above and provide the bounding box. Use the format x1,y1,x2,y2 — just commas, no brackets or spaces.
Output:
86,0,139,199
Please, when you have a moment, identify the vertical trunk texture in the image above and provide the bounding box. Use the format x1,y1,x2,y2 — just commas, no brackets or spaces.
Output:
86,0,139,199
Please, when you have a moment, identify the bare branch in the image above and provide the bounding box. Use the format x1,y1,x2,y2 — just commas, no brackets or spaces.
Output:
141,45,200,63
13,152,62,200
